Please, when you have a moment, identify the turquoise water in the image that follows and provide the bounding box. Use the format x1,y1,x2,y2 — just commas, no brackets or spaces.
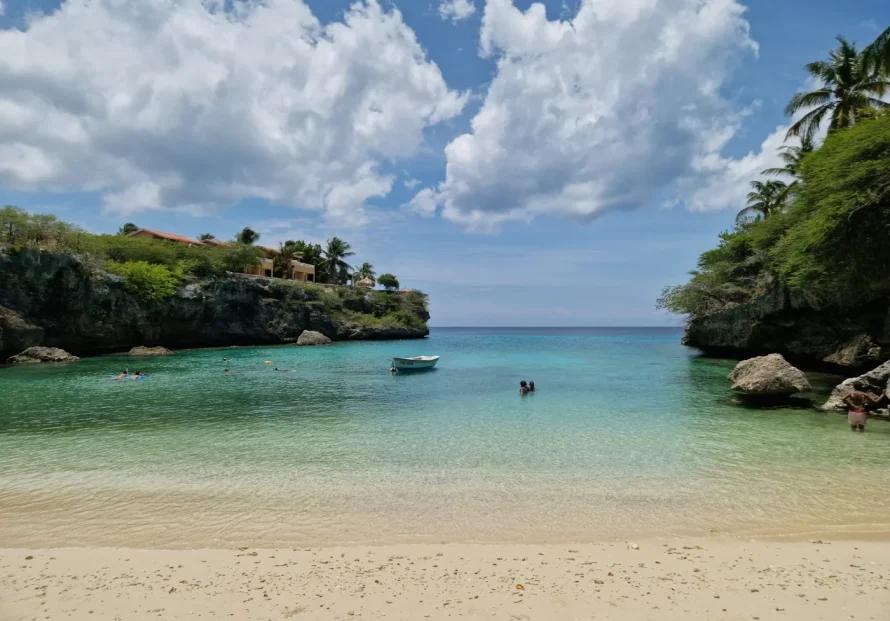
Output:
2,327,890,548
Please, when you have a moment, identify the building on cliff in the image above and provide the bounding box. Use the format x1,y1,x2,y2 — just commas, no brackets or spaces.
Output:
127,229,315,282
128,228,206,247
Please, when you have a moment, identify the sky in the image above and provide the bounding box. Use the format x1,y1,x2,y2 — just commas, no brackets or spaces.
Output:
0,0,887,326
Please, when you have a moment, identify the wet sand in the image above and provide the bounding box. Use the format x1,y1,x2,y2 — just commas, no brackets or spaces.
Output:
3,538,889,620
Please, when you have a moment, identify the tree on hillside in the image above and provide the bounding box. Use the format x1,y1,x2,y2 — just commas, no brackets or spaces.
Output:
235,227,260,245
118,222,139,236
762,136,816,180
864,25,890,76
786,37,890,142
761,136,816,198
320,237,354,285
737,180,788,223
354,262,376,284
378,273,400,291
199,233,216,241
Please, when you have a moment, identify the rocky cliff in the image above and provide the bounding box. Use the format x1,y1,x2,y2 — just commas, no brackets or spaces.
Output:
0,249,429,359
683,285,889,371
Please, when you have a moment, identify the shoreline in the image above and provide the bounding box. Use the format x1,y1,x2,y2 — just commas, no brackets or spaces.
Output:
4,537,888,620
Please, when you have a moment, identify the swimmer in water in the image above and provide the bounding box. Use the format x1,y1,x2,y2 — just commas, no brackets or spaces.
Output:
520,380,529,395
112,370,128,380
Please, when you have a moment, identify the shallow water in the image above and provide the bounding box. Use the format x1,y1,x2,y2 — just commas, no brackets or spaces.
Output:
1,327,889,548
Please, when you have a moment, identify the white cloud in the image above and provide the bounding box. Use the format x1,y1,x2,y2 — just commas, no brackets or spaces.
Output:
403,187,439,217
684,125,788,213
403,177,422,189
438,0,477,22
0,1,5,16
417,0,757,232
0,0,467,225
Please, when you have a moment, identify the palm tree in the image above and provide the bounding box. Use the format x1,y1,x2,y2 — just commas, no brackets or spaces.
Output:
761,135,815,199
118,222,138,236
785,37,889,142
354,262,376,283
235,227,260,245
199,233,216,241
863,25,890,76
737,180,788,223
321,237,354,285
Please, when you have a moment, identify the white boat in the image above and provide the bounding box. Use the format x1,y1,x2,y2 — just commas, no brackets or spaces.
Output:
392,355,440,370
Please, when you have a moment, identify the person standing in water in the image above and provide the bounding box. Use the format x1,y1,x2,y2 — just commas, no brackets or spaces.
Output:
528,381,535,392
519,380,529,395
842,390,884,431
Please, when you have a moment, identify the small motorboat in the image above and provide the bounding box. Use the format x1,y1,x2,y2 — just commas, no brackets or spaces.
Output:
391,355,440,371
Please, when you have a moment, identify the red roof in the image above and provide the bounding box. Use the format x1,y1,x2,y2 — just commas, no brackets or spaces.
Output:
201,238,227,246
129,229,206,246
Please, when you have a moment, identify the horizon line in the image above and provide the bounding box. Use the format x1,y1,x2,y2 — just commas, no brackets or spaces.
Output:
427,325,685,329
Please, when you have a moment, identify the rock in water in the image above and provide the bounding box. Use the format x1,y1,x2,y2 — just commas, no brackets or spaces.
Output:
129,346,174,356
727,354,811,395
821,360,890,410
7,346,79,364
297,330,332,346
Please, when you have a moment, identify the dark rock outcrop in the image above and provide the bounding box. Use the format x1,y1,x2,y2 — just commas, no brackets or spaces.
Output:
130,346,174,356
727,354,811,395
684,286,889,371
8,346,79,364
297,330,332,346
0,249,429,359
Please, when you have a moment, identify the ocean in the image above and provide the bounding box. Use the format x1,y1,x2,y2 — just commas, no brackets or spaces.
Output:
1,327,889,548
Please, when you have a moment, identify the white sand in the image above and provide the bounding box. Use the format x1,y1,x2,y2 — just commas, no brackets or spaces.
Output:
2,538,889,620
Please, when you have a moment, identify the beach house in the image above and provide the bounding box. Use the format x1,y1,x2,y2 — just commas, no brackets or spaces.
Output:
245,246,316,282
126,230,315,281
127,228,206,247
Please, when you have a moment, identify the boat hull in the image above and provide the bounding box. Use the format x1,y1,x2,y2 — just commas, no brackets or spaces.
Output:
392,356,439,370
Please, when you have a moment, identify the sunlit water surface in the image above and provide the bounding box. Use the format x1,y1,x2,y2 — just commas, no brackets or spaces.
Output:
2,327,889,548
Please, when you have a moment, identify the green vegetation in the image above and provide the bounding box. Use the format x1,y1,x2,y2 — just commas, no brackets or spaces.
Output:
660,111,890,317
105,261,182,301
378,273,400,291
661,28,890,319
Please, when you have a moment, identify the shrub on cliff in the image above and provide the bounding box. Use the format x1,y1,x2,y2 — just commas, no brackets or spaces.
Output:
106,261,182,301
378,273,399,291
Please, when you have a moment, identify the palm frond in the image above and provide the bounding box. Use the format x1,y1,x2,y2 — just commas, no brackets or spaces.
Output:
786,104,833,141
736,206,765,223
784,90,832,116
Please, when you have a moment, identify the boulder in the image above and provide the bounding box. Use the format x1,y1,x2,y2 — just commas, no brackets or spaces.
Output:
7,346,79,364
129,346,174,356
822,360,890,410
297,330,332,346
727,353,811,395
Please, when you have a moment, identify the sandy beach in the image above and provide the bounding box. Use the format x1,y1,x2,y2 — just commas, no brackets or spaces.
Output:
2,539,889,620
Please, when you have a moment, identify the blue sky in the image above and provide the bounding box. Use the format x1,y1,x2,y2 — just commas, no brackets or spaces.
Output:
0,0,887,326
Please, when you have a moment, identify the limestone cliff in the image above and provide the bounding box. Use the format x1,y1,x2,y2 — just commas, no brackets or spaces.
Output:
683,285,889,371
0,249,429,359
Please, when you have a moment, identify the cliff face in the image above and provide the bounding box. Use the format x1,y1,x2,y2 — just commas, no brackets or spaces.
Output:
683,286,890,371
0,249,429,359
